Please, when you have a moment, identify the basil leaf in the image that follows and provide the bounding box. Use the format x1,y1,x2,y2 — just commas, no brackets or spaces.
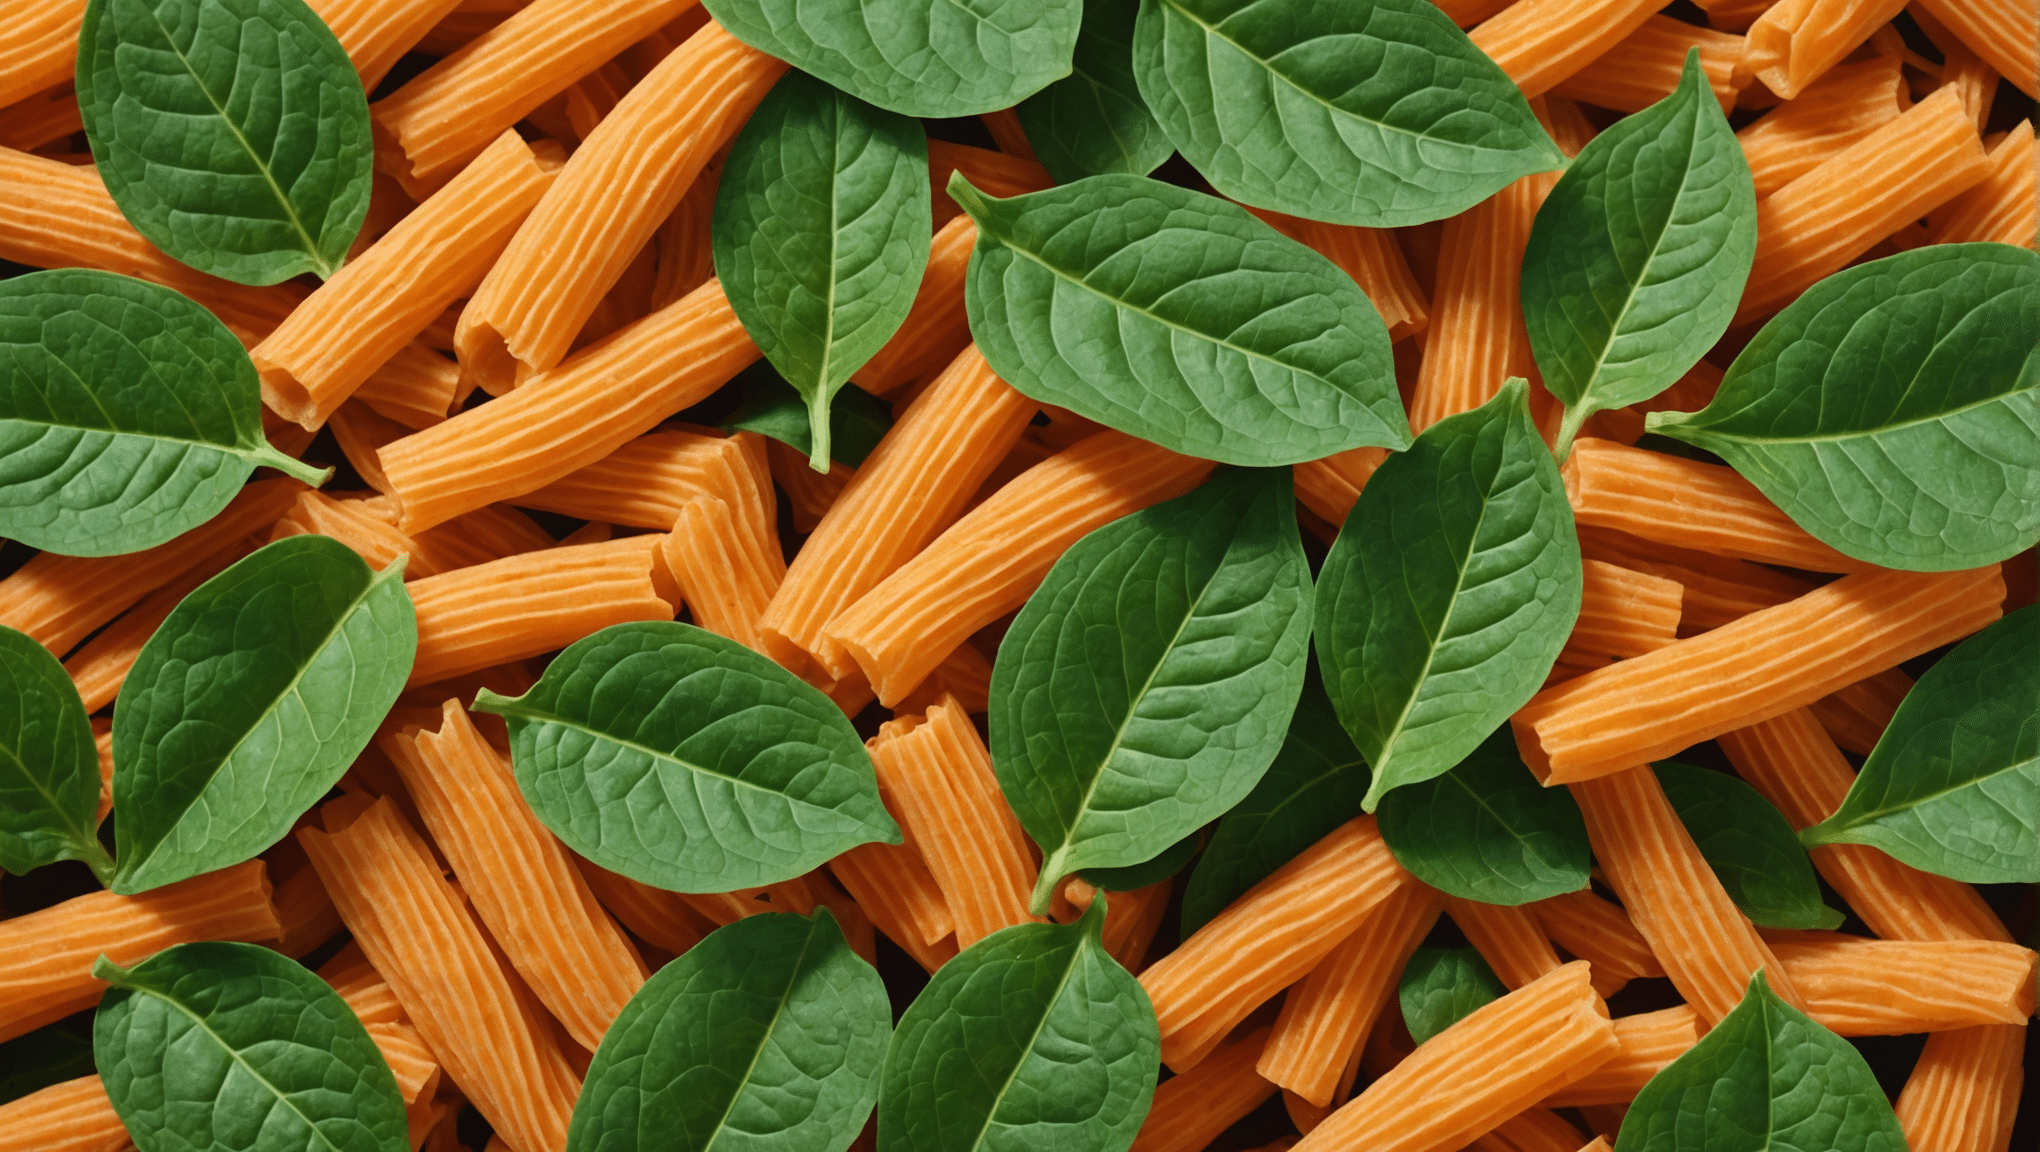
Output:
95,942,407,1152
1654,762,1842,931
712,70,930,472
0,626,113,883
1397,947,1502,1045
878,898,1158,1152
0,1020,97,1104
77,0,374,285
111,536,416,894
1131,0,1563,227
991,467,1313,912
1178,668,1369,935
1616,971,1906,1151
1647,244,2040,571
1521,52,1758,455
1078,830,1199,892
702,0,1082,118
722,361,895,470
1377,728,1589,906
956,173,1406,466
1315,379,1581,810
1802,606,2040,883
474,621,901,893
567,910,889,1152
0,270,326,557
1017,0,1173,182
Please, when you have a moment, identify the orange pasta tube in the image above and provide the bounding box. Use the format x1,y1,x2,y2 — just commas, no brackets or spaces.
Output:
768,440,855,533
1740,0,1908,99
0,1075,128,1152
1563,560,1683,661
519,427,776,539
1530,890,1665,982
273,862,347,959
1293,447,1388,528
1468,1109,1588,1152
975,109,1039,163
829,849,957,974
1930,122,2037,247
574,855,711,956
1767,931,2036,1034
308,0,467,91
661,496,783,652
1914,0,2037,96
1576,525,1815,634
1551,15,1745,111
1543,1005,1700,1107
1405,175,1543,431
851,215,979,396
1468,0,1661,98
650,161,720,310
1292,218,1428,342
272,490,444,578
321,945,407,1026
0,1,84,111
1806,667,1910,755
353,342,461,430
1734,57,1905,197
367,1019,443,1104
1130,1026,1278,1152
927,140,1055,225
63,533,260,711
1893,1023,2026,1152
1446,897,1566,990
0,84,82,154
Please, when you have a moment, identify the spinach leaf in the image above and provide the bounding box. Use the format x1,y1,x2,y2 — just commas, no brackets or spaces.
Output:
77,0,374,285
1397,947,1502,1045
956,173,1406,466
1522,52,1757,457
474,621,901,893
1017,0,1173,182
1078,830,1200,892
878,899,1158,1152
701,0,1082,118
1377,728,1589,906
0,627,112,883
0,1019,97,1104
1654,762,1842,931
0,270,327,557
722,361,895,470
567,910,889,1152
94,942,407,1152
1177,667,1369,935
1131,0,1563,227
1615,971,1906,1151
1647,244,2040,571
713,70,930,472
111,536,415,894
1802,606,2040,883
1315,379,1581,810
991,467,1313,913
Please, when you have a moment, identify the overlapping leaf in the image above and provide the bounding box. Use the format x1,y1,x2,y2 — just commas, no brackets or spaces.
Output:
722,361,896,469
1377,728,1589,906
1018,0,1173,182
0,627,110,882
1398,947,1502,1045
1655,762,1840,930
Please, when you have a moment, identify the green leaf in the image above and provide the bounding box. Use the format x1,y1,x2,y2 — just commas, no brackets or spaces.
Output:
0,270,326,557
111,536,416,893
1177,667,1369,935
0,626,112,883
1647,244,2040,570
94,942,407,1152
76,0,374,285
712,70,931,472
1802,606,2040,883
567,910,889,1152
956,173,1407,466
1397,947,1502,1045
1376,728,1589,906
0,1019,97,1104
1130,0,1563,227
1314,379,1581,811
1017,0,1173,182
1615,970,1907,1152
722,361,895,469
1521,51,1758,457
990,468,1313,913
701,0,1083,118
878,899,1158,1152
1077,830,1199,892
474,621,901,893
1654,762,1842,931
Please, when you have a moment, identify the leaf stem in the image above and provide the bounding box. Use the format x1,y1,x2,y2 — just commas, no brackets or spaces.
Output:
74,839,117,889
806,393,832,474
1029,852,1071,917
1552,404,1594,465
248,440,334,488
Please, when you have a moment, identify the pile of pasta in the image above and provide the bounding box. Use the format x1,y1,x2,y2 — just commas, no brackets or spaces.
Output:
0,1,2034,1152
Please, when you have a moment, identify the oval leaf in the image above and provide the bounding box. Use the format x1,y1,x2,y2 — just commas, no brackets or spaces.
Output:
94,941,408,1152
474,621,901,893
1017,0,1174,182
712,70,931,471
1654,762,1841,931
1398,947,1503,1045
568,910,890,1152
77,0,375,284
878,899,1158,1152
0,270,326,556
1315,379,1581,810
0,626,111,881
1802,605,2040,883
1377,728,1589,906
1646,244,2040,570
111,536,416,893
701,0,1083,118
956,173,1407,465
1131,0,1563,227
991,467,1313,912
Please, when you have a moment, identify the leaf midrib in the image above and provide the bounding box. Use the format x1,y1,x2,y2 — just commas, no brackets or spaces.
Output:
131,981,353,1152
1828,751,2040,829
28,354,254,459
962,935,1086,1152
1681,384,2038,447
695,922,822,1149
0,729,99,850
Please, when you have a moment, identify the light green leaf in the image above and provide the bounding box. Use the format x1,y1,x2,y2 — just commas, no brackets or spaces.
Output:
721,361,895,470
1655,762,1841,930
0,626,112,883
1397,947,1502,1045
1078,830,1200,892
1017,0,1173,182
1377,728,1589,906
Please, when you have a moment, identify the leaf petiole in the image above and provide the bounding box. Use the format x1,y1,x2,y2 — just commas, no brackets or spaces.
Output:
247,441,334,488
72,839,117,889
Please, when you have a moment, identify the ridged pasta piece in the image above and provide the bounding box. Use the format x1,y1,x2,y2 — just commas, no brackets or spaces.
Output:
272,861,346,959
1911,7,1999,130
1739,0,1908,99
1446,897,1566,990
1543,1005,1700,1107
0,1,84,110
0,1075,129,1152
1914,0,2036,97
1293,446,1388,529
850,215,978,395
1766,930,2036,1034
661,496,781,652
828,842,957,972
1734,57,1905,197
1432,0,1513,25
518,428,769,538
1805,668,1911,755
1894,1023,2026,1152
1130,1026,1278,1152
926,140,1055,226
351,342,462,430
1290,218,1428,341
1576,525,1815,634
366,1019,443,1104
1466,1108,1588,1152
308,0,467,90
1468,0,1662,97
1930,121,2036,247
1530,890,1665,982
320,944,407,1026
271,490,441,577
975,109,1039,163
62,533,260,711
0,84,81,153
677,880,816,927
328,402,409,496
1404,174,1545,432
1551,15,1745,111
573,855,711,956
768,440,855,533
649,161,720,310
1562,560,1683,661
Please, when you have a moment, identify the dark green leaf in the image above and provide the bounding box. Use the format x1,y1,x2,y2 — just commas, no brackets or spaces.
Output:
956,173,1406,466
722,361,895,469
1802,606,2040,883
878,899,1158,1152
0,626,111,883
94,942,408,1152
991,468,1313,912
567,910,889,1152
0,270,327,556
1315,379,1581,810
1078,830,1199,892
1131,0,1563,227
1017,0,1172,182
0,1019,97,1104
1615,970,1906,1151
1397,947,1502,1045
112,536,416,893
701,0,1082,117
77,0,374,284
474,621,901,893
1377,728,1589,906
1654,762,1841,930
713,71,930,471
1522,52,1757,455
1647,244,2040,570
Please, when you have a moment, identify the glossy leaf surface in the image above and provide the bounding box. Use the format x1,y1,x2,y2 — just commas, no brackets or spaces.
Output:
1377,728,1589,906
0,627,110,881
1018,0,1173,182
1397,947,1501,1045
722,361,895,469
1654,762,1841,930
